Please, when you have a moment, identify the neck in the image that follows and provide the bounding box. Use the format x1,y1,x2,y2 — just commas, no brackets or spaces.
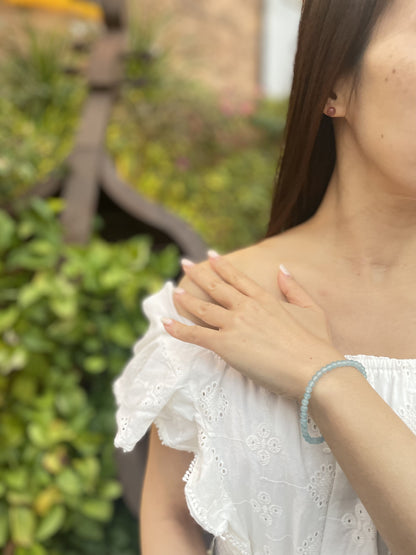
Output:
305,164,416,288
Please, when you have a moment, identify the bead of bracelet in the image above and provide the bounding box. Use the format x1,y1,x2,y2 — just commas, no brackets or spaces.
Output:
300,360,367,444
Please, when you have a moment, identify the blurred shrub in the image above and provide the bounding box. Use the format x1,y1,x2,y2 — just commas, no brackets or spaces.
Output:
0,197,180,553
0,25,87,202
107,12,288,253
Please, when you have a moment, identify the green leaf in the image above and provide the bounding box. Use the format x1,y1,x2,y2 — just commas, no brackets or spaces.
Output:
0,413,25,448
17,219,36,240
7,248,53,272
71,515,104,541
83,356,107,374
0,345,28,374
27,422,49,449
50,296,78,320
9,506,36,547
79,499,113,522
99,267,127,289
7,491,33,506
15,544,48,555
29,197,55,222
35,505,65,541
0,210,16,252
5,467,29,491
10,373,37,402
0,306,18,333
55,388,86,417
18,278,48,308
28,419,75,448
47,198,65,214
73,457,99,487
106,321,136,348
29,239,56,258
0,501,8,547
21,330,54,353
99,480,122,500
33,486,62,516
56,469,82,497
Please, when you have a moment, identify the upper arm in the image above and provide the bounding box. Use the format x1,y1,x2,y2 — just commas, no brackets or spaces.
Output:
141,425,194,519
140,426,207,552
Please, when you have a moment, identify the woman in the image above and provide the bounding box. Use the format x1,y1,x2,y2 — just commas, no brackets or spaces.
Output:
113,0,416,553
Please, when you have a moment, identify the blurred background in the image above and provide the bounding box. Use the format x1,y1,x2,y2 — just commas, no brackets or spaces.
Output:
0,0,301,553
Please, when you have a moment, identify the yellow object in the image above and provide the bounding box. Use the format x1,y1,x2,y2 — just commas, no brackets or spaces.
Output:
3,0,103,20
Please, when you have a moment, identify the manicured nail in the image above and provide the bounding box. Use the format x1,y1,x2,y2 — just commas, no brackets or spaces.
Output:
279,263,291,276
174,287,185,294
207,249,220,258
181,258,194,267
161,317,173,326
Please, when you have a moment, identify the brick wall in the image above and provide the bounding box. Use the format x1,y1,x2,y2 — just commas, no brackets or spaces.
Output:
133,0,263,106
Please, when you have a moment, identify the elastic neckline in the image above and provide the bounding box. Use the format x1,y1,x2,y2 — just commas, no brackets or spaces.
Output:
344,353,416,370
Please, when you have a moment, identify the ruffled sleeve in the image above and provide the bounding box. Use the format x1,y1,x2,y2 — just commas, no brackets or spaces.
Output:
112,280,210,453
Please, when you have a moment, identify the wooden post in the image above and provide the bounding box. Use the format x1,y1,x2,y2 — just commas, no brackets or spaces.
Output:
12,2,209,542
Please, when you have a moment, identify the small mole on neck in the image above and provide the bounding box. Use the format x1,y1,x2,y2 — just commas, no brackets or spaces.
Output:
381,134,384,139
392,68,396,74
385,77,389,82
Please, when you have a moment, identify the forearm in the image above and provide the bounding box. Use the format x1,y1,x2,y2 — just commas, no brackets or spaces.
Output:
308,353,416,555
140,511,207,555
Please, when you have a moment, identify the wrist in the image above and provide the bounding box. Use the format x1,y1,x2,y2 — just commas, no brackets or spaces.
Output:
296,349,344,403
307,358,369,421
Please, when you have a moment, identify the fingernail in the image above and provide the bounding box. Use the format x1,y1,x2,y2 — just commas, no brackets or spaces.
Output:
174,287,185,294
279,263,291,276
181,258,194,267
161,317,173,326
207,249,220,258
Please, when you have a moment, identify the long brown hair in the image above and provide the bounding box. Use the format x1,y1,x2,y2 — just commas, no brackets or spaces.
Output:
265,0,390,237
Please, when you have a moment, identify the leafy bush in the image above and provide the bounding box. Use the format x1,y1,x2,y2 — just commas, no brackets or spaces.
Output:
0,25,87,201
0,197,180,553
107,11,288,252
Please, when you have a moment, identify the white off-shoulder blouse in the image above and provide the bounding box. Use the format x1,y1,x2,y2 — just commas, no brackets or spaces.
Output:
113,281,416,554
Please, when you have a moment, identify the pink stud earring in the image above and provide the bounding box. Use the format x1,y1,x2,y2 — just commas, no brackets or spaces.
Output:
327,107,336,117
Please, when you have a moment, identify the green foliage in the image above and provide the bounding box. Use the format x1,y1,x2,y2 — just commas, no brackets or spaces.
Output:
0,198,180,553
0,25,87,201
107,11,288,253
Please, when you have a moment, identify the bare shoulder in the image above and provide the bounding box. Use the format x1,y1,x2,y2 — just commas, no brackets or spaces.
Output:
174,230,306,325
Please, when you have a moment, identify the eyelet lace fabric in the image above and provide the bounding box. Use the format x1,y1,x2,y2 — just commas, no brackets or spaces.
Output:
113,281,415,554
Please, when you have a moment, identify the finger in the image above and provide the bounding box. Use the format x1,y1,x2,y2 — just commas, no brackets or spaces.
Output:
207,251,272,302
173,288,229,329
181,259,243,309
277,265,320,309
161,317,219,351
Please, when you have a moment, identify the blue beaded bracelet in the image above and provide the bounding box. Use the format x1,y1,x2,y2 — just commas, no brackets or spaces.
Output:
300,360,367,444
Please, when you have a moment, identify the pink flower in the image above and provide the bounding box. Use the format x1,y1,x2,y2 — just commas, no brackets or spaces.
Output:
175,157,190,171
238,100,256,116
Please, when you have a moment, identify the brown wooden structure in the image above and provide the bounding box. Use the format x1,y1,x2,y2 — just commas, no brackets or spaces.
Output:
20,0,209,540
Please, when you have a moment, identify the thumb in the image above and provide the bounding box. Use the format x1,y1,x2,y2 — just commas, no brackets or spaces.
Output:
278,264,319,309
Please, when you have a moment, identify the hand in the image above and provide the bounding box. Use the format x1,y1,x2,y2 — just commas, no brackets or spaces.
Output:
161,252,343,402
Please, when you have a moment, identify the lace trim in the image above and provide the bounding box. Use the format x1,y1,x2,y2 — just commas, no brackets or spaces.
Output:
152,419,251,555
185,457,250,554
113,332,192,452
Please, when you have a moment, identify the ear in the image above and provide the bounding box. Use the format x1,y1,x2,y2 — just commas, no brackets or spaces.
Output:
323,73,354,118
